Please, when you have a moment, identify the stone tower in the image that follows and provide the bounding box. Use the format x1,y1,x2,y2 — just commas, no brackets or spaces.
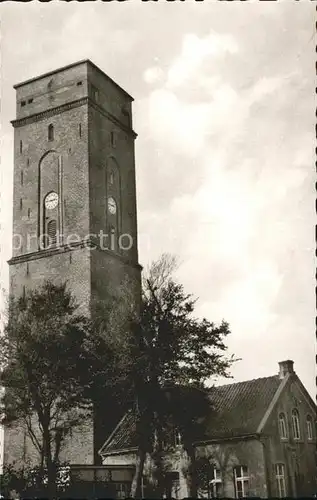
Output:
5,60,141,466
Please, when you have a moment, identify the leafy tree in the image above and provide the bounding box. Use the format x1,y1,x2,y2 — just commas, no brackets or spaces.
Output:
130,254,236,497
0,282,132,497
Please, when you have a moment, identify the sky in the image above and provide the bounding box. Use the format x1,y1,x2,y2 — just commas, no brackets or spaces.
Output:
0,1,315,398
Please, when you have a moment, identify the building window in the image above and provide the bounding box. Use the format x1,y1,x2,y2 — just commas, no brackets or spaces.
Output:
306,415,313,440
20,198,23,210
27,158,30,166
77,81,83,86
111,131,117,148
174,429,182,446
20,140,23,154
28,98,33,104
275,463,286,498
209,466,222,498
21,170,24,186
48,124,54,141
91,85,99,102
292,409,301,440
28,208,31,219
113,482,129,499
79,123,82,138
233,465,249,499
21,100,26,107
278,413,287,439
47,219,57,245
110,226,116,251
109,170,114,185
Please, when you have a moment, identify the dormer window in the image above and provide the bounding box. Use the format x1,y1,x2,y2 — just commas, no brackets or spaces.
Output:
48,124,54,141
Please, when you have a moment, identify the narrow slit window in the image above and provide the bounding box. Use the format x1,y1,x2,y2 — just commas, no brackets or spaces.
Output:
292,409,301,440
91,85,99,102
109,170,114,185
307,415,313,440
20,198,23,210
27,158,30,167
21,170,24,185
48,124,54,141
79,124,82,138
111,131,117,148
26,263,29,276
47,219,57,245
28,208,31,219
20,140,23,154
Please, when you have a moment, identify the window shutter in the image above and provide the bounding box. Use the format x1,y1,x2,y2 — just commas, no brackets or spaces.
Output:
47,219,57,244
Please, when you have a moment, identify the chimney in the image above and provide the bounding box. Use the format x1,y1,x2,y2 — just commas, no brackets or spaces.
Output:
278,360,294,379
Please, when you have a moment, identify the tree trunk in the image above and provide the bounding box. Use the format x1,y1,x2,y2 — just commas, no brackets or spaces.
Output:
43,424,56,499
130,447,146,498
152,416,165,499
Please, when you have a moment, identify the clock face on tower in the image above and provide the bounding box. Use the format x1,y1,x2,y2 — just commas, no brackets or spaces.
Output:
45,192,59,210
108,196,117,215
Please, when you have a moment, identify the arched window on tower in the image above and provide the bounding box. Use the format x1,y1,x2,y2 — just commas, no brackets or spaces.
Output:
109,225,116,252
47,219,57,246
48,124,54,141
292,409,301,440
109,170,114,185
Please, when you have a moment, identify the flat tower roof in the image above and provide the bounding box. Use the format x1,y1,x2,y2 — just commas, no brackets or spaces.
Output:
13,59,133,101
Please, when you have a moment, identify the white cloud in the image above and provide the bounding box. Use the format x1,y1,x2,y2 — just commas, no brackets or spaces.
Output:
143,66,164,85
166,32,239,88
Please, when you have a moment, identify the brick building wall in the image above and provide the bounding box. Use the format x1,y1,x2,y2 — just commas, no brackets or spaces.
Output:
196,438,267,498
4,60,141,471
263,375,317,497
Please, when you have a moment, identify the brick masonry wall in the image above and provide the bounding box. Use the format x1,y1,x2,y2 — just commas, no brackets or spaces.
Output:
3,414,95,470
12,103,89,258
263,375,317,497
196,439,267,498
15,63,88,120
5,61,141,474
88,98,138,264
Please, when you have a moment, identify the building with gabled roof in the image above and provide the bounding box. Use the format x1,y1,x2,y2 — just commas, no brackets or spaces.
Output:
98,360,316,498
